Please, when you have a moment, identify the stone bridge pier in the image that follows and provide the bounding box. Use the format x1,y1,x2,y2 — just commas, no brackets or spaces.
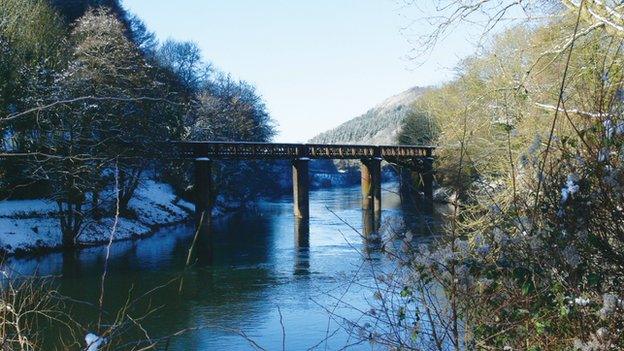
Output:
361,157,382,211
292,158,310,219
360,157,382,236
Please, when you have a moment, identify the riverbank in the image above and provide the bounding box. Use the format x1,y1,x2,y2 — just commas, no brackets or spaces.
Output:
0,169,406,257
0,180,197,256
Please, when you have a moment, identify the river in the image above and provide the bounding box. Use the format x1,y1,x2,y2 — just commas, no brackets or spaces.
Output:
5,182,433,350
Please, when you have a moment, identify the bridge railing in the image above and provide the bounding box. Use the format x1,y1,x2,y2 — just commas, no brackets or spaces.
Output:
0,141,435,160
305,143,377,158
171,141,434,160
379,145,432,157
173,141,302,159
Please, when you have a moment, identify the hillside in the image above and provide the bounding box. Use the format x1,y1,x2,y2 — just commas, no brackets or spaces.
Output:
50,0,127,23
310,86,426,145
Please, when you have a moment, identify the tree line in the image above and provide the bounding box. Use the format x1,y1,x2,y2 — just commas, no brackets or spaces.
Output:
0,0,277,248
381,1,624,349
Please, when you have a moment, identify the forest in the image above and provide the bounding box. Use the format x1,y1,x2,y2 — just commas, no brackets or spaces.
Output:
386,1,624,350
0,0,280,250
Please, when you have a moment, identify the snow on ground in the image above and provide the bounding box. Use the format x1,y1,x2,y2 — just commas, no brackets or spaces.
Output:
0,199,57,217
0,180,195,255
0,217,61,253
5,224,193,276
129,180,194,225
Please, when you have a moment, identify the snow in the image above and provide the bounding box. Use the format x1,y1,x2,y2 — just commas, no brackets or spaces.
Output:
0,217,60,253
561,174,579,203
0,199,57,217
5,224,193,276
128,180,194,225
85,333,105,351
0,180,195,254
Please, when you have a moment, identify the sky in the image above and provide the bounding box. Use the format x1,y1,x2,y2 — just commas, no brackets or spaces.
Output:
122,0,483,142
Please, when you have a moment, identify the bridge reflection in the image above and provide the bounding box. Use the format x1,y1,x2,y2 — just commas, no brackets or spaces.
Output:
294,218,310,276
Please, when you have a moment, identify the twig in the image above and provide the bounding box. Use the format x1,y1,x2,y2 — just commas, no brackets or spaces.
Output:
97,159,121,330
533,0,586,215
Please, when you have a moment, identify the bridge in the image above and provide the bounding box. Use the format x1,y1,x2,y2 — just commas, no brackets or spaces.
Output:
0,141,435,237
171,141,435,234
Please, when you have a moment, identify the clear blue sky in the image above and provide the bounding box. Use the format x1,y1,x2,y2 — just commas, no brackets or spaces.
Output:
122,0,481,142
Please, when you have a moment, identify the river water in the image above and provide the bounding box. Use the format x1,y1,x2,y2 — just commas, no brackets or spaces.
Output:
6,183,432,350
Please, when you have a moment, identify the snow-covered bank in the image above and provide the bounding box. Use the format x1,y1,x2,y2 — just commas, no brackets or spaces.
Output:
0,180,195,255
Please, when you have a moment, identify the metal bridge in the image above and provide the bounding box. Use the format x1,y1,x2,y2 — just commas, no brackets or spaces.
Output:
172,141,433,160
182,141,435,234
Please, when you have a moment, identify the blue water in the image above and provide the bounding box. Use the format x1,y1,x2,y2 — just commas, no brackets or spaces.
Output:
6,183,428,350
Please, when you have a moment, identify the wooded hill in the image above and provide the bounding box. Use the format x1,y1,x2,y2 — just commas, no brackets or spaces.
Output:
310,86,427,145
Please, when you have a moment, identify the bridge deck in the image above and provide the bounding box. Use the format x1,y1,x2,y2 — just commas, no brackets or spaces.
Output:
174,141,434,160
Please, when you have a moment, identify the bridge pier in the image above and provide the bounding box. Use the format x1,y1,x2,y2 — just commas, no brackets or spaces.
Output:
362,210,382,254
361,158,382,215
194,158,213,230
294,217,310,247
362,210,381,237
292,158,310,219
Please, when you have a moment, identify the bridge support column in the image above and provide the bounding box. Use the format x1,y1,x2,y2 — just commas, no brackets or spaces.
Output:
194,158,213,230
292,158,310,219
361,158,382,215
295,217,310,247
362,210,381,237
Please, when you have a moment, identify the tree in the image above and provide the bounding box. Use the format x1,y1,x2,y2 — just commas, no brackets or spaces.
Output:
389,1,624,349
155,40,211,92
189,73,274,142
184,73,276,204
0,0,67,199
26,9,180,247
49,0,126,24
398,109,439,146
126,13,157,57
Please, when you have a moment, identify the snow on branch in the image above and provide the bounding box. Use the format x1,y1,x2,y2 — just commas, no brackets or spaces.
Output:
563,0,624,33
534,102,609,118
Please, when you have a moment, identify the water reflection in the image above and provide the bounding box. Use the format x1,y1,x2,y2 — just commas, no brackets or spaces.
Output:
61,250,81,278
362,209,383,255
194,228,214,266
4,182,436,350
294,218,310,276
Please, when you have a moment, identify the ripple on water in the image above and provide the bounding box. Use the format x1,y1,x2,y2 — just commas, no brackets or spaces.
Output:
4,182,431,350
